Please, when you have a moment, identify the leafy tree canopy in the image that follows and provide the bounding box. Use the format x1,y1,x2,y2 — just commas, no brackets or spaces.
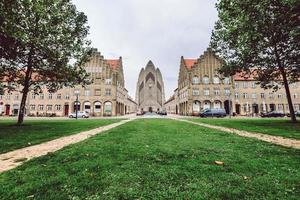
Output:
0,0,93,124
211,0,300,90
0,0,92,94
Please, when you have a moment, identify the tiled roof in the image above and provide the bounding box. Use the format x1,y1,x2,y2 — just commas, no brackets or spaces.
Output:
233,70,257,81
105,59,120,70
184,59,197,70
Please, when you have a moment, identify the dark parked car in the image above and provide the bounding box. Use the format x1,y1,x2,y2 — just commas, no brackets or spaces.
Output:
158,110,167,115
199,108,227,118
260,111,285,118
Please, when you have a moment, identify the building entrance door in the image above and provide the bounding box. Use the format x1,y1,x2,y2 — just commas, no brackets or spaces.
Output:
149,107,153,112
5,104,10,115
64,105,69,116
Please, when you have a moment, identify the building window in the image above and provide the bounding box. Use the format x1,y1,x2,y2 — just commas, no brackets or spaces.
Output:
203,76,210,84
261,93,265,99
39,93,44,100
31,93,36,100
234,82,239,89
213,76,220,84
74,89,80,96
278,104,284,111
84,90,91,96
55,104,61,111
0,95,2,100
30,104,35,111
57,94,62,99
251,82,257,88
38,105,44,111
235,93,239,99
291,82,298,88
14,94,19,100
224,77,230,84
105,89,111,96
224,89,230,96
204,89,210,96
65,94,70,100
47,105,52,111
192,89,200,96
293,93,298,99
105,78,112,85
95,89,101,96
48,93,53,99
252,93,257,99
269,93,274,99
214,88,220,96
192,76,200,84
278,94,283,99
243,82,248,88
243,93,248,99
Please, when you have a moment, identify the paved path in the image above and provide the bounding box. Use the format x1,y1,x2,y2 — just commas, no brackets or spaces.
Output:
173,118,300,149
0,119,134,173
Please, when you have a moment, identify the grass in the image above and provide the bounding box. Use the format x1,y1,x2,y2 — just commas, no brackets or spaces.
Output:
188,118,300,140
0,119,122,154
0,119,299,200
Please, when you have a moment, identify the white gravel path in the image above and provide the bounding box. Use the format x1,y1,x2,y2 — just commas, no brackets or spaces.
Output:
173,118,300,150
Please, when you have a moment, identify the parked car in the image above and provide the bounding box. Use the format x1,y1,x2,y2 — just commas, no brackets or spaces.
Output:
260,111,285,118
286,110,300,117
136,111,144,116
199,108,227,118
69,111,89,118
158,110,167,115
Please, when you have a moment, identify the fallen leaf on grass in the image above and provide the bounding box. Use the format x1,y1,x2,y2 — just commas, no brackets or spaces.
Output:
214,161,224,166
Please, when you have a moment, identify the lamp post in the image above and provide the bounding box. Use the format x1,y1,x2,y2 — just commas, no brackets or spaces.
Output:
75,90,79,120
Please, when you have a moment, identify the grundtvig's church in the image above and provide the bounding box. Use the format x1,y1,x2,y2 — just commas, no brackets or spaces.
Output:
135,61,165,112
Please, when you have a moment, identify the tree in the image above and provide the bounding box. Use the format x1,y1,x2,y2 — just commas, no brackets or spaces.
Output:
210,0,300,122
0,0,92,125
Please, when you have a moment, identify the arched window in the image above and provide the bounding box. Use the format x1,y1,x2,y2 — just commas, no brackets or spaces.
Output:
213,76,220,84
203,76,210,84
104,101,112,115
192,101,201,112
84,102,91,113
192,76,200,84
94,102,101,113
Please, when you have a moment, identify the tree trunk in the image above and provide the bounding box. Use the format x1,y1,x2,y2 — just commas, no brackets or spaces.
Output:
17,51,33,125
274,45,297,123
17,82,30,125
279,66,297,123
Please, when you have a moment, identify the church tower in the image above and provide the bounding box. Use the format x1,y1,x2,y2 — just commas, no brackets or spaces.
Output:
135,61,165,112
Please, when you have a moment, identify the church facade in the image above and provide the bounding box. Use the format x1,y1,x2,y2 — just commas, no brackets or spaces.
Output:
135,61,165,112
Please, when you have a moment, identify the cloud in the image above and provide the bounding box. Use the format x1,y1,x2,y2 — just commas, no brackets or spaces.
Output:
72,0,218,99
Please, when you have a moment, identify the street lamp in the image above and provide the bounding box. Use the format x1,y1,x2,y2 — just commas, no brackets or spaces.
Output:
74,90,80,120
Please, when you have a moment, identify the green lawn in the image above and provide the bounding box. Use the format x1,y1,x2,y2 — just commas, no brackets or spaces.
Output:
188,118,300,140
0,119,299,200
0,119,121,154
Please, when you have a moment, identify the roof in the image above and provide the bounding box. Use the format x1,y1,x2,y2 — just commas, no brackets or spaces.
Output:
233,70,258,81
183,59,197,70
105,59,120,70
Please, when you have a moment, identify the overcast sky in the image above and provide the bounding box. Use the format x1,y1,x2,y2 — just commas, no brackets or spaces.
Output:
72,0,218,99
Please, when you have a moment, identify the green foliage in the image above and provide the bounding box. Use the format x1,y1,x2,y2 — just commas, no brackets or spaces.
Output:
0,119,299,199
211,0,300,88
0,0,92,93
0,119,121,154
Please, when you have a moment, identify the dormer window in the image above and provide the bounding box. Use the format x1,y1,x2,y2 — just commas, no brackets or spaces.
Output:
213,76,220,84
203,76,209,84
192,76,200,84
